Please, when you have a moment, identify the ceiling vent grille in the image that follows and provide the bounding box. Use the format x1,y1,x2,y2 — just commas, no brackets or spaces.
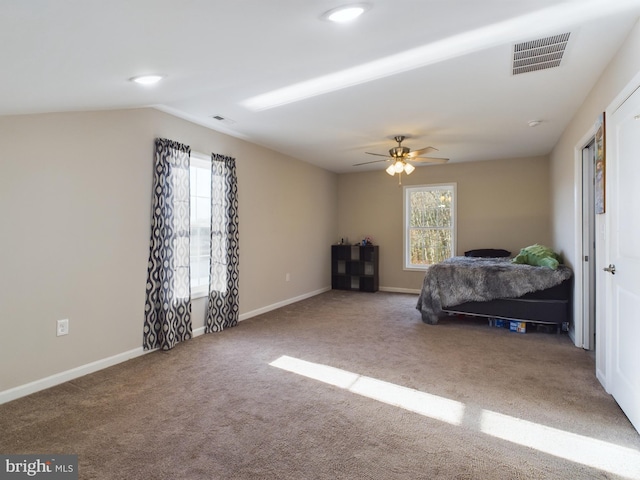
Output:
512,32,570,75
210,114,236,125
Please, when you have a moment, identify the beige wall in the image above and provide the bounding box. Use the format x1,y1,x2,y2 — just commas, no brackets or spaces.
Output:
0,108,337,393
550,19,640,266
338,156,551,291
6,17,638,395
549,20,640,356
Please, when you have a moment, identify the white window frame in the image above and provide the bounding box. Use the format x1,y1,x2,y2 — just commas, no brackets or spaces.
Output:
209,165,228,294
190,152,211,299
403,183,457,271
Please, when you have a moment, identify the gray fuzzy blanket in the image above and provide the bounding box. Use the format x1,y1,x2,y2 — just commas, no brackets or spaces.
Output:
416,256,573,324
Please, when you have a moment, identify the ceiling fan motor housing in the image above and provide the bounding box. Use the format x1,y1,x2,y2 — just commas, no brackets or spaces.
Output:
354,134,446,168
390,146,410,158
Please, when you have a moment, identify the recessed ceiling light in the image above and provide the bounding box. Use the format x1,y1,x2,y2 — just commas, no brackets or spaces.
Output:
243,0,640,111
322,3,370,23
129,74,165,86
528,120,542,127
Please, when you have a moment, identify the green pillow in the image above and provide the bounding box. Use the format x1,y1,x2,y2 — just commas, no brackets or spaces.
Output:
512,244,560,269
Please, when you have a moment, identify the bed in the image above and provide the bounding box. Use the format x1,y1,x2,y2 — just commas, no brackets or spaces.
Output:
416,255,573,330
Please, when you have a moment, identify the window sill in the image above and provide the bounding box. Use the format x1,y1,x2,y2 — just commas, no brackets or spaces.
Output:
191,288,209,300
404,266,430,272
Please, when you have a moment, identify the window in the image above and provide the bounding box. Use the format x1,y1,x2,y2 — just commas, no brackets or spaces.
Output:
190,153,211,297
403,184,456,270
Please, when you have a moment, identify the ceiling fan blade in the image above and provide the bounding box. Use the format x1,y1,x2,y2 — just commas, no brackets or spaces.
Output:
407,146,438,158
411,157,449,164
353,159,390,166
364,152,391,157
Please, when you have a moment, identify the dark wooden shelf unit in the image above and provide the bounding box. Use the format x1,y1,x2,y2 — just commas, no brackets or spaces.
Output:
331,245,379,292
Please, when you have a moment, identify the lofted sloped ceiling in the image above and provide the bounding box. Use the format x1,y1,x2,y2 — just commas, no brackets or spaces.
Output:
1,0,639,173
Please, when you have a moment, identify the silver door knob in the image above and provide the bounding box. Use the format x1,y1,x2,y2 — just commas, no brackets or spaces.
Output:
603,264,616,275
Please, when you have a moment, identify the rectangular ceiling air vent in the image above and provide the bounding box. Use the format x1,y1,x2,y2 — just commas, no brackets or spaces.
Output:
512,32,570,75
210,114,236,125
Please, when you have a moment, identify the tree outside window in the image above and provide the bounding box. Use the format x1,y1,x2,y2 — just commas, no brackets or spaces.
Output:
404,184,456,269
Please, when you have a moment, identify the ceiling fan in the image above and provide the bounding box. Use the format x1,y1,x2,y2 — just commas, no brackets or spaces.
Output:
353,135,449,184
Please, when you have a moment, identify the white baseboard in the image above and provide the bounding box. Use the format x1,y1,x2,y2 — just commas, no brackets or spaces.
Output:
0,346,152,405
596,367,608,393
379,286,421,294
239,287,331,321
0,287,420,405
0,288,331,405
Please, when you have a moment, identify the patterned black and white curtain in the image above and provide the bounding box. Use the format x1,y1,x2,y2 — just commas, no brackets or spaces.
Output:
206,154,239,332
143,138,192,350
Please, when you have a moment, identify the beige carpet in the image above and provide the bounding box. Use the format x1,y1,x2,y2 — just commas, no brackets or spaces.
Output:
1,291,639,479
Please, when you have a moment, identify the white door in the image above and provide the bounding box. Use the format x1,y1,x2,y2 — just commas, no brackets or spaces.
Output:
607,85,640,433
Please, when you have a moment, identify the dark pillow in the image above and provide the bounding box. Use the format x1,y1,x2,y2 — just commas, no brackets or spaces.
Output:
464,249,511,258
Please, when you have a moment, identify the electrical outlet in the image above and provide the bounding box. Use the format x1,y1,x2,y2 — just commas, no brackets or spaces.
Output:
285,273,290,282
57,319,69,337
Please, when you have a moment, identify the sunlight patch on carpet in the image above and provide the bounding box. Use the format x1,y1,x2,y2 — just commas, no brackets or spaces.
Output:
270,355,640,479
269,355,465,425
479,409,640,479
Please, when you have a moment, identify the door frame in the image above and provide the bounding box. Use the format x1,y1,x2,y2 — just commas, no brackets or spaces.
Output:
573,127,597,350
573,127,608,386
581,140,596,351
574,72,640,391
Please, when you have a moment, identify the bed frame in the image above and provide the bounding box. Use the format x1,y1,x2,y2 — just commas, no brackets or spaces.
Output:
416,250,573,332
440,278,572,332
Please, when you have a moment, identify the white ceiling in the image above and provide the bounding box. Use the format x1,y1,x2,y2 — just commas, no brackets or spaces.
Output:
2,0,639,173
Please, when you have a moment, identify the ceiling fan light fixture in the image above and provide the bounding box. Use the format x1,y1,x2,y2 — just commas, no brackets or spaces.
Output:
353,135,446,181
